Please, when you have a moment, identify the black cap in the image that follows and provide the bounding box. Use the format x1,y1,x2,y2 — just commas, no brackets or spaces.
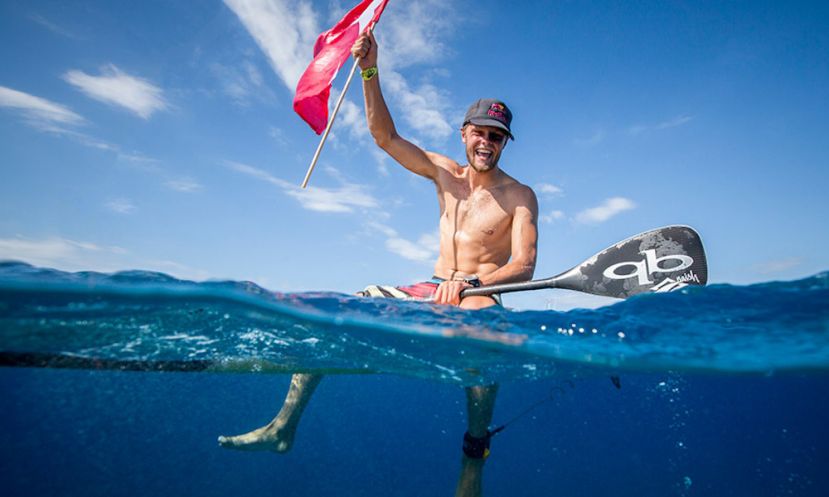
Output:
463,99,514,140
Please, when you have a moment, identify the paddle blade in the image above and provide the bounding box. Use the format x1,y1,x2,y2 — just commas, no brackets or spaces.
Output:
553,225,707,299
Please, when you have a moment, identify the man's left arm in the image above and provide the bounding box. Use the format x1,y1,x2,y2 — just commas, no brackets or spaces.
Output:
479,187,539,286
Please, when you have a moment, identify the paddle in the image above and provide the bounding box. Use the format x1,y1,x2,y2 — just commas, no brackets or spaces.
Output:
461,225,707,299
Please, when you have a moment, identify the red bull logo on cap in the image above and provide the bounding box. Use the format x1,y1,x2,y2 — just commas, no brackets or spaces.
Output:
487,103,506,121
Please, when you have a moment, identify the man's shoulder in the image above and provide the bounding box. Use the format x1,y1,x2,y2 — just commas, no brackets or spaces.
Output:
426,152,465,181
499,174,536,198
496,176,538,215
426,151,461,170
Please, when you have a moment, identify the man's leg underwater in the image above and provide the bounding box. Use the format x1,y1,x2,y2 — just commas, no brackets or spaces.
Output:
216,285,416,453
454,294,501,497
218,373,322,452
455,384,499,497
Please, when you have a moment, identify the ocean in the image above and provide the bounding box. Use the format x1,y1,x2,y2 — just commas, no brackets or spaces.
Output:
1,261,827,496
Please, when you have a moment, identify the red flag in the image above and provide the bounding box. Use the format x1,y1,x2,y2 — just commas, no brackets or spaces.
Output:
293,0,389,134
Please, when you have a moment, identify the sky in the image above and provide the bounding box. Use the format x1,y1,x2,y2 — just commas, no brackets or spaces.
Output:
1,0,827,310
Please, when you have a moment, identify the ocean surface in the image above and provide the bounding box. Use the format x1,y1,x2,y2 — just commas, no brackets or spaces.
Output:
1,261,828,496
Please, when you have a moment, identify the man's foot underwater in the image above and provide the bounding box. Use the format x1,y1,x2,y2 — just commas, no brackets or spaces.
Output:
218,421,297,453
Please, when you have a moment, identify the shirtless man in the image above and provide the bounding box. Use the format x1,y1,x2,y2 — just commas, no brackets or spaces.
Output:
219,31,538,496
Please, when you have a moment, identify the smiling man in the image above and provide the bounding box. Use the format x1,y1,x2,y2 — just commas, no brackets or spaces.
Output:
220,31,538,497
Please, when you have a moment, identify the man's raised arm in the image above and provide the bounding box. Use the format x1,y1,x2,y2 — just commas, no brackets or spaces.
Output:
352,32,441,181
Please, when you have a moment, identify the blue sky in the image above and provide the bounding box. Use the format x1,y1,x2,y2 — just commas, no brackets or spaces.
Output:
1,0,827,310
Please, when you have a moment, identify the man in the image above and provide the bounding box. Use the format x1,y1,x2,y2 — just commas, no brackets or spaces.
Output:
219,31,538,496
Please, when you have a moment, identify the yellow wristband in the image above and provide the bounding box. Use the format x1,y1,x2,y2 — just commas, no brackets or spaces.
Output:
361,66,378,81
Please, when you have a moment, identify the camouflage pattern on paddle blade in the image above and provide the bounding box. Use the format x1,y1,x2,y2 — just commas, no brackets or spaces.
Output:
551,225,707,299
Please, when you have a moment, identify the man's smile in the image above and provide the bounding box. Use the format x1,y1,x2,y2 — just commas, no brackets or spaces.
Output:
475,148,494,161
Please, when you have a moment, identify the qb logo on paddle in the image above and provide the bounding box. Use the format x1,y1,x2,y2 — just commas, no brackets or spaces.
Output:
603,249,695,286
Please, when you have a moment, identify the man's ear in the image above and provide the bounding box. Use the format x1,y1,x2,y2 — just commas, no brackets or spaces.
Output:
460,126,467,144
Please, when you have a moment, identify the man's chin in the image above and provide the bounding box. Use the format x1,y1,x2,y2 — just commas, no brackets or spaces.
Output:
470,162,495,172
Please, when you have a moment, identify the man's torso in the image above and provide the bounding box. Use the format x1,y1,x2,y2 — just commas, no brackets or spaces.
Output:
431,160,525,280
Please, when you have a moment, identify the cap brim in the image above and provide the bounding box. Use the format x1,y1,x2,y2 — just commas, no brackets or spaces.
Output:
466,118,515,140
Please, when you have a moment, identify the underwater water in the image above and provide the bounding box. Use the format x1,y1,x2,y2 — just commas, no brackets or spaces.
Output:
1,261,828,496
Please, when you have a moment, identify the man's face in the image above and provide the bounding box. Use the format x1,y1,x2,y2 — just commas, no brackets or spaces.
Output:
462,124,508,173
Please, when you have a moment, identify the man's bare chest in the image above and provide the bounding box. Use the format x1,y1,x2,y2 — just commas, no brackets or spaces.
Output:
440,190,512,239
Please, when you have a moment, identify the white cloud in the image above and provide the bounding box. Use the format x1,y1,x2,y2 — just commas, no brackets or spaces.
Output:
63,65,168,119
326,88,369,140
371,148,391,176
226,160,379,213
417,231,440,253
382,0,453,69
110,151,206,196
541,210,565,224
0,237,106,266
0,236,209,280
117,152,162,170
537,184,565,223
268,126,289,147
0,86,84,127
753,257,803,275
213,64,253,102
28,13,78,38
210,60,273,106
375,0,456,143
226,160,292,188
105,198,137,214
164,178,204,193
628,124,647,136
574,129,605,147
0,88,147,155
229,162,435,261
367,222,439,263
385,237,434,262
382,70,454,141
575,197,636,224
656,115,694,130
365,221,397,238
66,130,119,151
244,59,265,86
536,183,564,197
0,87,195,194
223,0,319,90
338,97,369,138
286,183,378,212
629,115,694,136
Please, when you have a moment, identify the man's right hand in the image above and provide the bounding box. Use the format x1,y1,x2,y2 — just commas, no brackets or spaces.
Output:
351,30,378,70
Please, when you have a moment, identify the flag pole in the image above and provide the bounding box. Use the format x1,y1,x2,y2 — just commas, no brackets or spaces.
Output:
300,56,362,189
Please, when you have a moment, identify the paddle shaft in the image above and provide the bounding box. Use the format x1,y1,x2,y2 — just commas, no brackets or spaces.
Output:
460,278,553,298
459,268,582,298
